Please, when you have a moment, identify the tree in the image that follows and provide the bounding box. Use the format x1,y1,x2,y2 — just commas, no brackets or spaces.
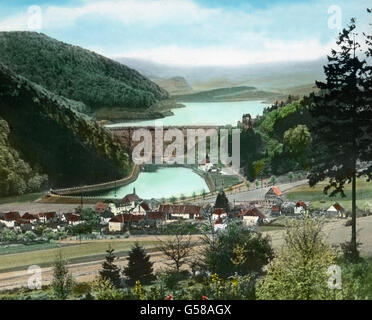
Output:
51,251,74,300
80,208,100,230
123,242,155,286
99,246,122,288
256,218,337,300
201,221,273,278
307,18,372,258
157,224,194,272
214,190,229,213
288,172,294,183
270,176,276,185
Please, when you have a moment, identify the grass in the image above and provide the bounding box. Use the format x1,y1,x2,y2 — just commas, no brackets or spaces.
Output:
0,239,159,273
286,178,372,211
0,192,44,205
0,242,62,255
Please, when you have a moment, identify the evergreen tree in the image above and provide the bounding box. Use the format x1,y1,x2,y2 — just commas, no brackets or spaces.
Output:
308,18,372,258
214,190,230,213
99,246,122,288
123,242,155,286
52,251,74,300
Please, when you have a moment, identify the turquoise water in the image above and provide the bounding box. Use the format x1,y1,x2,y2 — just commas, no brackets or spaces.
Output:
102,167,208,200
107,100,269,127
103,100,267,199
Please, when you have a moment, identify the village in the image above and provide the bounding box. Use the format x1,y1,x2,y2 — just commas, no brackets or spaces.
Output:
0,185,348,240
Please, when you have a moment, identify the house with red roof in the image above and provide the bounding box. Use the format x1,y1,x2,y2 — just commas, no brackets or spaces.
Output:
62,213,82,225
95,202,109,214
327,202,345,217
38,212,57,223
109,213,145,232
237,206,265,226
265,186,283,205
159,204,204,220
0,212,21,228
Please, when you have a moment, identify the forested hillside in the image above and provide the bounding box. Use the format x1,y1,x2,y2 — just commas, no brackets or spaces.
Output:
0,32,169,113
0,62,130,194
241,97,314,180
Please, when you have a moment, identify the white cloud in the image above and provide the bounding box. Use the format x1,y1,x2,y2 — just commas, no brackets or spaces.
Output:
113,40,332,66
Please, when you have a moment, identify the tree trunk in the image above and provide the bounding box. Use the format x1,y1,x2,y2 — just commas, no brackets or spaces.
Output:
351,171,357,255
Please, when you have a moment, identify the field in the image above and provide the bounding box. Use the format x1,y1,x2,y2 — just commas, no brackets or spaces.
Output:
286,178,372,212
0,239,159,273
0,192,44,205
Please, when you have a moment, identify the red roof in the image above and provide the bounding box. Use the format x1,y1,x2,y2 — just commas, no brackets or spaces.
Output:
333,203,345,212
21,212,38,220
110,214,144,223
16,218,31,225
159,205,202,216
3,212,20,221
271,205,280,212
238,207,265,219
271,186,282,196
39,212,56,219
146,212,165,220
214,217,223,225
95,202,109,212
213,208,226,215
140,202,150,212
64,213,81,222
296,201,307,209
122,193,140,205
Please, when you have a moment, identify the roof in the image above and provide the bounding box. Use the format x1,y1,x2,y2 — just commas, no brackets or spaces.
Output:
213,208,226,215
95,202,109,212
328,203,345,212
39,212,56,219
21,212,38,220
2,212,20,221
140,201,150,212
122,193,140,205
16,218,31,225
110,214,144,223
271,186,282,196
214,217,223,225
146,212,165,220
64,213,81,222
237,207,265,219
296,201,307,208
159,205,203,216
271,205,281,212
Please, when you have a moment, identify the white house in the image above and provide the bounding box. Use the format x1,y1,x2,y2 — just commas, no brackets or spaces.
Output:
327,203,345,218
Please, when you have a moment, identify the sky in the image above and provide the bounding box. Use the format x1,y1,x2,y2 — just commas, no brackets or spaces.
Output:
0,0,371,66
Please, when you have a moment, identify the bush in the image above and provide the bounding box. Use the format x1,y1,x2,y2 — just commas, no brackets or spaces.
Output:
201,221,273,278
256,218,337,300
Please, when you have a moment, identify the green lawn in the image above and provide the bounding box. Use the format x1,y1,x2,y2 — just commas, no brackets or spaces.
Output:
0,239,159,273
286,178,372,211
0,242,62,255
0,192,44,205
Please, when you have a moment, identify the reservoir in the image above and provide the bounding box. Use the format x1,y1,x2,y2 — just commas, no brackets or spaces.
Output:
101,167,209,200
107,100,269,127
102,100,267,199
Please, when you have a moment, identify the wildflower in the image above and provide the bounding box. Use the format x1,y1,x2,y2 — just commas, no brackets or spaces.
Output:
165,294,173,300
201,295,209,300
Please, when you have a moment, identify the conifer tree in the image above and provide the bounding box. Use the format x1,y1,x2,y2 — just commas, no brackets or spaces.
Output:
99,246,122,288
214,190,230,213
308,18,372,258
123,242,155,286
52,251,74,300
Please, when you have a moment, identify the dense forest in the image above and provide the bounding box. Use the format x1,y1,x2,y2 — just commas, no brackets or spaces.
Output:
0,32,169,113
0,62,130,195
241,96,313,181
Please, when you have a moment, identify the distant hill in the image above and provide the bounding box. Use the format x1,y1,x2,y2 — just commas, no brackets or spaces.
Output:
175,86,281,102
152,76,193,95
0,62,130,194
0,32,169,114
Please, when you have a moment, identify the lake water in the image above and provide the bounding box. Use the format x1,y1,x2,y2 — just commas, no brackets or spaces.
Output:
107,100,269,127
103,100,267,199
102,167,208,200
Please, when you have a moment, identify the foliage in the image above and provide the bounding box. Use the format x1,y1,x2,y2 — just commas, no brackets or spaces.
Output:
91,278,126,300
307,18,372,257
201,221,273,278
99,246,122,288
256,218,337,300
0,62,130,189
123,242,155,286
51,251,74,300
214,190,230,213
0,32,168,112
0,118,47,197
